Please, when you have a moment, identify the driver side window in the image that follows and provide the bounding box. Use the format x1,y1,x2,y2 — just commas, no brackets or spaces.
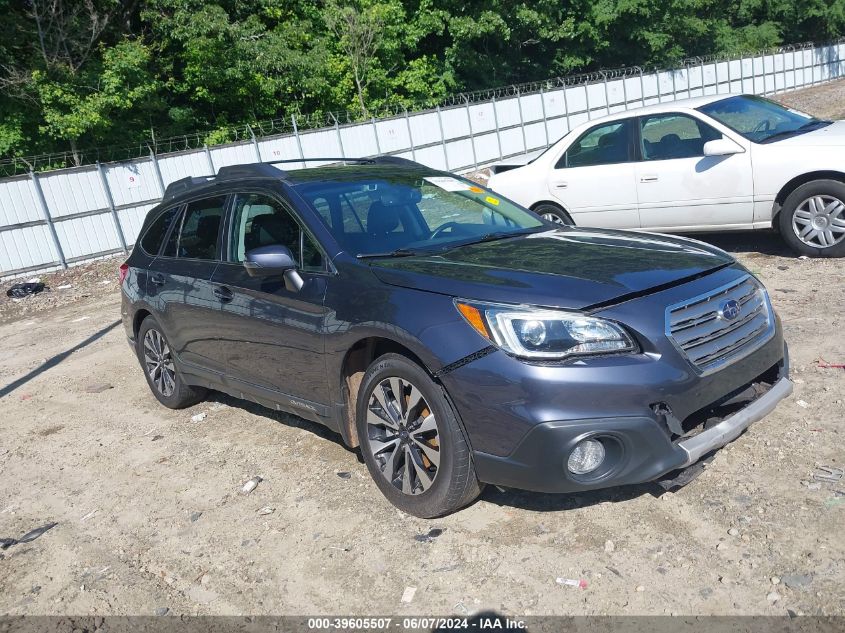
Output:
230,193,325,271
639,113,721,161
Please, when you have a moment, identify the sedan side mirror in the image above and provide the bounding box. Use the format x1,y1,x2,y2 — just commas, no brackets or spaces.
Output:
703,138,744,157
244,244,304,291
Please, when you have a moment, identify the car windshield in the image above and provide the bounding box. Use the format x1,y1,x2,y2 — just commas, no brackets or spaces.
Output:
697,95,829,143
294,169,545,257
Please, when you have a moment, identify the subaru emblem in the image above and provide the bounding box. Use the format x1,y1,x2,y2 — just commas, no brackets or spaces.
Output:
720,299,741,321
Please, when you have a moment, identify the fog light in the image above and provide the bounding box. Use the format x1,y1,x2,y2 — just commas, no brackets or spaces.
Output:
567,439,606,475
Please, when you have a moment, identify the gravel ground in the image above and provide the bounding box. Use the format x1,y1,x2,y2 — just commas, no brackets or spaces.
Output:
0,82,844,619
776,79,845,120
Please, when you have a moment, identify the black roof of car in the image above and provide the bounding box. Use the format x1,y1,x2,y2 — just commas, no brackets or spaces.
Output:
161,156,424,202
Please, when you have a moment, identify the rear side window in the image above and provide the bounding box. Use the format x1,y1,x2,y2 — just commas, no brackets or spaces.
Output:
558,120,633,168
164,196,226,260
140,206,180,255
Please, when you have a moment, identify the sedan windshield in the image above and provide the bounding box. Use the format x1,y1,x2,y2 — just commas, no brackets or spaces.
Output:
294,169,545,257
698,95,830,143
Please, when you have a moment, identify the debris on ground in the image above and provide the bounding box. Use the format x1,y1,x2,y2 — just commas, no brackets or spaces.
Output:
80,510,97,522
782,573,813,590
154,607,169,616
241,476,262,494
257,506,275,515
816,358,845,370
400,586,416,603
151,435,164,442
604,539,615,553
556,578,588,589
6,283,46,299
336,471,351,479
1,522,58,549
767,591,781,603
813,466,843,483
190,512,202,523
190,412,207,423
57,284,72,290
84,383,113,394
414,528,444,542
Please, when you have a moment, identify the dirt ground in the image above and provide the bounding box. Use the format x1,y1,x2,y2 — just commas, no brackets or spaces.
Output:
1,83,844,618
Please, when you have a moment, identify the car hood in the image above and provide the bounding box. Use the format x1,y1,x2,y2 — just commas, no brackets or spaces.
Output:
368,228,735,310
774,120,845,146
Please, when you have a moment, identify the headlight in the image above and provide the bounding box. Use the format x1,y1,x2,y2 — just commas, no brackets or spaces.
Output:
455,300,636,360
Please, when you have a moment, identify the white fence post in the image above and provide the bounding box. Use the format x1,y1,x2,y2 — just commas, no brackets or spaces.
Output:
248,125,261,162
516,87,529,155
371,118,382,155
203,145,215,175
331,114,346,158
464,97,478,170
539,84,550,145
491,97,503,159
403,107,417,161
149,148,167,195
30,171,67,269
435,106,449,170
291,115,306,168
96,162,127,253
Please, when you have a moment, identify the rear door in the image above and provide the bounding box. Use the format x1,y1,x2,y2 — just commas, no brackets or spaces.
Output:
634,112,754,230
209,190,332,411
146,194,227,371
548,118,640,228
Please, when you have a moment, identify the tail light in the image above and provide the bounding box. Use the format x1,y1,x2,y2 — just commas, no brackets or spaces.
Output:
119,262,129,286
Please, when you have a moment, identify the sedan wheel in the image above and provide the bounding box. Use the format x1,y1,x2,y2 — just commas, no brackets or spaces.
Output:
143,328,176,397
791,194,845,249
366,377,440,495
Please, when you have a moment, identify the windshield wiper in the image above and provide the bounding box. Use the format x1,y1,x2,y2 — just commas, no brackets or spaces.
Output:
760,119,831,143
446,229,541,249
357,248,421,259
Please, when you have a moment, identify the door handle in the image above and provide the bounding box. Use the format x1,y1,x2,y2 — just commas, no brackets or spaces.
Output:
553,182,568,189
640,175,659,183
150,273,165,286
213,286,233,303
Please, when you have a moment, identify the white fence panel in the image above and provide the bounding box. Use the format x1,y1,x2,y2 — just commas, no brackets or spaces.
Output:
104,159,160,207
0,177,41,225
39,168,107,218
0,224,59,271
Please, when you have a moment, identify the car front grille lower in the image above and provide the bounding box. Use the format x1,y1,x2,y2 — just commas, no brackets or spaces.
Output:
666,274,774,374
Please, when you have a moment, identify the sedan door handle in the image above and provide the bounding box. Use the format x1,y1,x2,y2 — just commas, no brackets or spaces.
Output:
213,286,233,303
150,273,165,286
553,182,568,189
640,175,659,183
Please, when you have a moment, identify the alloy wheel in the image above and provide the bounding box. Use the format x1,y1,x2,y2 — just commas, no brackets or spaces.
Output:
792,194,845,248
143,328,176,397
366,377,440,495
541,212,566,225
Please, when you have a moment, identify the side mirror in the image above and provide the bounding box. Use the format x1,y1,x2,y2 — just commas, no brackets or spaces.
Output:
703,137,743,157
243,244,304,291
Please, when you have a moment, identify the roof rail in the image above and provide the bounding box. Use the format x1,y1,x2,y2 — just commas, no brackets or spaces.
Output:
161,156,427,203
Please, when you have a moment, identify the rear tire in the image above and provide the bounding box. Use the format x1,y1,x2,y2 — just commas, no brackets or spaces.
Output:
356,353,482,518
777,179,845,257
137,316,207,409
534,202,573,226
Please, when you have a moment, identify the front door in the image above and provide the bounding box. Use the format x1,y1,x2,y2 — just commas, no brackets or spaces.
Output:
548,118,640,229
634,112,754,230
209,191,331,411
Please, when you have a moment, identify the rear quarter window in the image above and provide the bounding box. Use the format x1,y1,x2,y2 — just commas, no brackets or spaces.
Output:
139,206,181,255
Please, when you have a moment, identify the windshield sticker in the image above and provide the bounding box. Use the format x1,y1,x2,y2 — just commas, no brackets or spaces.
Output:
485,196,500,206
424,176,473,192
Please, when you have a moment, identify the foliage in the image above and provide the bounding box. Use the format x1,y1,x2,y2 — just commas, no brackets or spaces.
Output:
1,0,843,161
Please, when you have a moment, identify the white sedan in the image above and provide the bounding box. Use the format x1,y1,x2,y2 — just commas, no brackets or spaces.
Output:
487,93,845,257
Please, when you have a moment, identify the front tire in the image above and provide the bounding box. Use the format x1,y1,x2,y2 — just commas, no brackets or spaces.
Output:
356,354,482,518
778,179,845,257
137,316,207,409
